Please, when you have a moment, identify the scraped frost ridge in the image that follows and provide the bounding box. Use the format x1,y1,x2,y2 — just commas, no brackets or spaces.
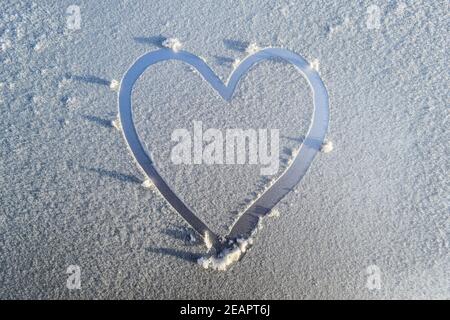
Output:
198,215,268,271
287,147,300,166
198,237,254,271
111,117,121,130
109,79,120,92
268,208,280,218
245,43,260,55
141,176,162,196
162,38,182,52
188,233,196,244
321,139,333,153
203,231,213,250
198,162,286,271
232,58,241,69
141,179,155,189
310,58,320,71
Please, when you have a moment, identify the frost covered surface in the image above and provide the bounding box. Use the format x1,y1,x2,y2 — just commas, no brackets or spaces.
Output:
0,1,448,299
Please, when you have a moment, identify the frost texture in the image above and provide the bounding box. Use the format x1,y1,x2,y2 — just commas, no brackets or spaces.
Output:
0,38,12,52
1,0,446,299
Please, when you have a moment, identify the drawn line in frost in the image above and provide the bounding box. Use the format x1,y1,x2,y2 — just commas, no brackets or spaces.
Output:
117,47,329,266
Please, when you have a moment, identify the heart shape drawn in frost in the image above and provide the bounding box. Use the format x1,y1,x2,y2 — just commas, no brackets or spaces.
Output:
118,47,329,254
